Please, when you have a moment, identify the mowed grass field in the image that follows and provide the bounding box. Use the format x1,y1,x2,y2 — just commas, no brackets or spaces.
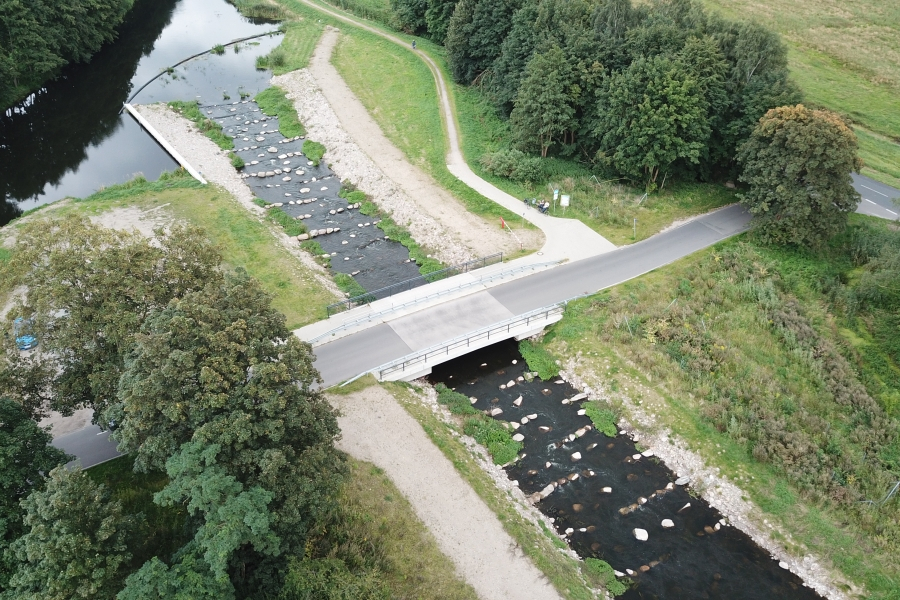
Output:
700,0,900,187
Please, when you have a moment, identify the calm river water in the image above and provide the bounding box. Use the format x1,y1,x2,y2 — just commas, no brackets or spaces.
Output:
0,0,281,224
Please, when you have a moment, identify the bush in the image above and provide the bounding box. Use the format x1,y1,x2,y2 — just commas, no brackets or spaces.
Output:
583,558,627,596
211,44,225,55
463,416,522,465
519,340,559,380
230,153,245,169
303,140,327,166
583,402,618,437
434,383,477,415
479,149,544,184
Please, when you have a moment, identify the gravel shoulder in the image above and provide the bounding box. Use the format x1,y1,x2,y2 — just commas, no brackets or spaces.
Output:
329,384,562,600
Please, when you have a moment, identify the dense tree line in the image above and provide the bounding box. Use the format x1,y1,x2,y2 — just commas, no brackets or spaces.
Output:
0,0,134,108
392,0,801,188
0,216,348,598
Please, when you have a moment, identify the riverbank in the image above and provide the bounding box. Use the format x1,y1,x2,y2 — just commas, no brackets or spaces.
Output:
272,27,533,263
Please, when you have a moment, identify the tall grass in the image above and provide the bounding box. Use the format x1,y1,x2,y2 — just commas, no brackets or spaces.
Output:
255,86,306,137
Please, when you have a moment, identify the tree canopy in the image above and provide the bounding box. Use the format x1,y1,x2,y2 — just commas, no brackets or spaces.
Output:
0,215,220,422
0,399,70,589
2,466,133,600
737,104,863,247
0,0,134,109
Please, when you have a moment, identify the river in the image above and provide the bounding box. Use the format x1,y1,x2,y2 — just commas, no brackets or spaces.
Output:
0,0,281,226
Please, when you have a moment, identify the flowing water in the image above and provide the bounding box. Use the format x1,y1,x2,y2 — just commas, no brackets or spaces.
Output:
430,340,824,600
0,0,281,223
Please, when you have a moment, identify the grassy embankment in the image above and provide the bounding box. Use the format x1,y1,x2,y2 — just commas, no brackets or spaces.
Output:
87,453,479,599
700,0,900,189
0,172,338,328
530,217,900,598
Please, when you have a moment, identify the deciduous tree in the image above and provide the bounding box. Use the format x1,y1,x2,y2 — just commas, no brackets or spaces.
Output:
737,104,863,247
510,46,577,157
0,216,221,422
3,466,132,600
0,399,70,589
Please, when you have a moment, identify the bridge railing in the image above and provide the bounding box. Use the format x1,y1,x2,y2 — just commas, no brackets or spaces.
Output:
326,252,503,316
374,302,566,381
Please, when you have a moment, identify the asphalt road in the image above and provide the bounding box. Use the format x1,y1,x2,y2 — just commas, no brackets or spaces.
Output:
53,425,122,468
853,173,900,220
313,204,752,386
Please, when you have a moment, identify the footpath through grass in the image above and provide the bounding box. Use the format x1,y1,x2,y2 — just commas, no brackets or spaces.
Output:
534,219,900,598
39,173,339,328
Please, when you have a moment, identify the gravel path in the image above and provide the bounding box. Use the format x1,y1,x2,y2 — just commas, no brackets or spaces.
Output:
330,385,563,600
272,28,535,264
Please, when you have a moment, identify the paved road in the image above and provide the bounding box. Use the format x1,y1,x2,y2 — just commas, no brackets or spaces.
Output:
53,425,122,467
313,204,752,386
853,173,899,220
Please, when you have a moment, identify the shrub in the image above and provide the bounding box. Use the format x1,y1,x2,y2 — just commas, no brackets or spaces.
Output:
266,207,307,237
334,273,367,299
583,402,618,437
211,44,225,55
479,149,544,184
230,153,245,169
303,140,326,166
463,417,522,465
434,383,477,416
519,340,559,380
583,558,627,596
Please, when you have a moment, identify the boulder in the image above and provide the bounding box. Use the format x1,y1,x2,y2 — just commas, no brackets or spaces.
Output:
274,169,282,175
278,154,287,159
489,407,503,417
509,421,520,430
512,433,524,442
570,452,582,461
632,454,642,460
297,234,309,241
577,409,586,416
661,519,674,528
675,476,690,486
569,392,587,402
538,483,556,499
520,417,529,425
329,209,336,215
538,426,551,432
641,449,654,457
282,177,291,182
513,396,522,406
267,146,278,153
527,413,537,419
601,487,612,493
265,171,275,177
633,528,649,542
575,427,588,437
325,228,333,234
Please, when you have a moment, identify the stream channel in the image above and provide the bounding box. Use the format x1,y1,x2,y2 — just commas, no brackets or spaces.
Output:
430,340,824,600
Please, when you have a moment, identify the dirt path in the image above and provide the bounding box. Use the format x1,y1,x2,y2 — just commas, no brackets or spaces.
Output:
330,385,562,600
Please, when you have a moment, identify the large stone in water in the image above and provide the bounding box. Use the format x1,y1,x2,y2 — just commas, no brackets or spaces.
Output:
570,452,582,461
661,519,675,528
512,433,524,442
513,396,522,406
297,234,309,241
489,407,503,417
633,528,649,541
267,146,278,153
282,177,291,182
569,393,587,402
675,476,690,486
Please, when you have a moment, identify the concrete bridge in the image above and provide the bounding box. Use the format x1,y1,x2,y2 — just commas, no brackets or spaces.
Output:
298,203,754,387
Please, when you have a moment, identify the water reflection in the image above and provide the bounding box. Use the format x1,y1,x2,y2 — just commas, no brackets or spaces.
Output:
0,0,281,224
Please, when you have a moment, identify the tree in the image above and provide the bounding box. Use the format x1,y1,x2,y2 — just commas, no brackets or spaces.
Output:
445,0,522,84
0,215,221,422
114,269,346,562
0,399,71,589
593,55,710,188
510,46,577,157
425,0,459,43
737,104,863,247
390,0,428,34
3,466,133,600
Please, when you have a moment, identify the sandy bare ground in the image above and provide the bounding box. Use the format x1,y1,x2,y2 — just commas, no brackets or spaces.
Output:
330,385,562,600
274,28,540,263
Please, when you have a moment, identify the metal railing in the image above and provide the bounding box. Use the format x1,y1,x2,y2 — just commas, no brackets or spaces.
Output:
375,302,566,380
309,259,563,344
326,252,503,316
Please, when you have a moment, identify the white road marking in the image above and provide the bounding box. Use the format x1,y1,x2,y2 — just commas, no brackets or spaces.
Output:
863,198,898,215
860,184,889,197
